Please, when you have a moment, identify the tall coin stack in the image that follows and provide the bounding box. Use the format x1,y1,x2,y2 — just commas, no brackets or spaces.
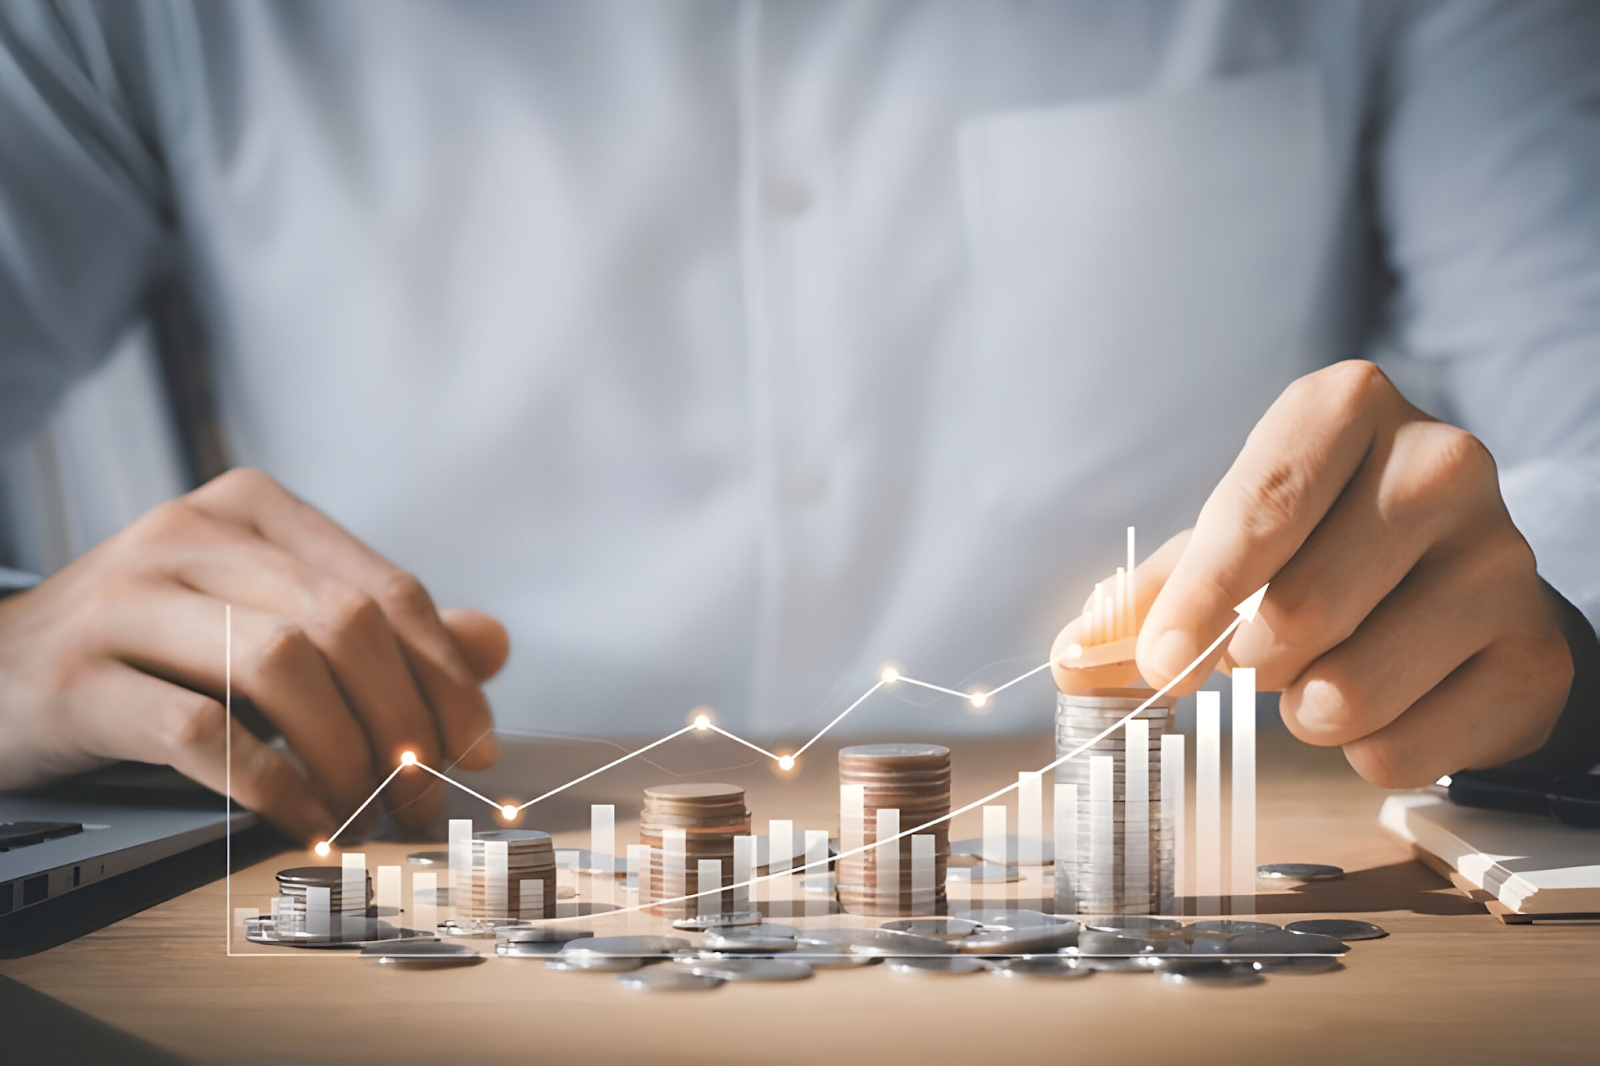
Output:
836,743,951,916
638,783,751,916
275,866,370,933
465,829,557,919
1054,690,1174,915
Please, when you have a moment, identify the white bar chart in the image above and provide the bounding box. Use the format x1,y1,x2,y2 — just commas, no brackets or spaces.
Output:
1160,732,1185,913
1196,690,1222,914
1018,771,1043,865
1090,756,1113,905
1125,720,1149,915
663,828,687,903
341,853,365,937
1231,668,1257,913
591,804,615,875
1054,782,1078,913
411,873,436,935
732,836,754,911
911,834,935,916
376,865,400,921
875,808,900,910
447,819,472,916
485,840,508,917
698,860,722,918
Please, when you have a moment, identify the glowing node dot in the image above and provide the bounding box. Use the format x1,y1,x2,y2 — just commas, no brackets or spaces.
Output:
880,667,900,684
313,841,331,857
1065,644,1083,660
778,755,795,771
501,805,518,819
400,750,417,766
970,692,988,708
694,714,710,730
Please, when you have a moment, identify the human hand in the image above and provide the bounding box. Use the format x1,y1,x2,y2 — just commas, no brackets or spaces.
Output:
0,468,508,843
1053,361,1572,787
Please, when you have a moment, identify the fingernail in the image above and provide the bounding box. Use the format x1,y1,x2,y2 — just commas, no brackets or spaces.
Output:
1149,628,1194,685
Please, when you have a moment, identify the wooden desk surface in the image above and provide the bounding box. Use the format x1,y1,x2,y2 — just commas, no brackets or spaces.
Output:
3,732,1597,1065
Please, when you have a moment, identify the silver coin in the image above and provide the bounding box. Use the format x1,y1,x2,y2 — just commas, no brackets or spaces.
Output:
671,910,765,930
499,925,590,945
791,927,886,947
681,957,814,982
406,850,449,867
1257,955,1345,974
846,930,957,958
438,917,525,939
1190,920,1278,935
989,955,1093,979
1079,915,1185,934
1080,955,1157,973
362,940,481,966
1076,931,1155,956
1257,862,1344,882
1286,919,1388,941
496,940,568,958
951,908,1063,929
884,955,988,976
961,922,1079,955
619,968,725,992
1157,960,1264,985
1227,930,1348,956
701,931,797,953
560,935,690,958
880,918,978,939
545,955,645,972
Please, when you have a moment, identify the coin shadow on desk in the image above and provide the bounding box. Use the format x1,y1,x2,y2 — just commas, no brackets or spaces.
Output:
1243,861,1485,917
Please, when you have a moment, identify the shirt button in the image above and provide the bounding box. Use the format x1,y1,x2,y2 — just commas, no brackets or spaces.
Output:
766,175,814,216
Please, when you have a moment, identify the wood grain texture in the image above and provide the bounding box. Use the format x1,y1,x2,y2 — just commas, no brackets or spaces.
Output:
3,733,1597,1065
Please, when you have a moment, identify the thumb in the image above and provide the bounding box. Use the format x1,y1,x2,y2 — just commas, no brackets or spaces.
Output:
439,607,511,683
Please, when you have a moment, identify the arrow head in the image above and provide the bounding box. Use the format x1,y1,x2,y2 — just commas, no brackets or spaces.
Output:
1233,583,1269,622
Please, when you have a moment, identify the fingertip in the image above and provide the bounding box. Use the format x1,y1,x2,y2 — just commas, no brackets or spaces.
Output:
1137,628,1194,690
453,729,500,771
440,607,511,682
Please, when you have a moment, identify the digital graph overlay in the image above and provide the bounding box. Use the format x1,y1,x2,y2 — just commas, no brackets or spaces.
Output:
268,584,1267,927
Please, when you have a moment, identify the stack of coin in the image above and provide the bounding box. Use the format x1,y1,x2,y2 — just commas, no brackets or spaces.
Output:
638,783,751,917
1054,690,1174,915
836,743,950,916
462,829,557,919
275,866,371,934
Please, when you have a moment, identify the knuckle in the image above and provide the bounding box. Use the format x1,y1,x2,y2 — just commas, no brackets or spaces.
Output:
167,693,226,753
1411,424,1498,501
195,466,279,506
1235,461,1314,541
1261,585,1340,660
1309,359,1392,420
376,568,432,616
318,586,383,641
250,621,313,681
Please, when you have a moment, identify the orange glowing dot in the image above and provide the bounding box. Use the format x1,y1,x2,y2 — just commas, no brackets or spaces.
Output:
880,667,900,684
400,750,417,766
778,755,795,771
1065,644,1083,660
970,692,988,708
694,714,710,730
314,841,331,857
501,805,518,819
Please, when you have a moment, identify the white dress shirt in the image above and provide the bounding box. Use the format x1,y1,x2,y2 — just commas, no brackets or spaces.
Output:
2,0,1598,736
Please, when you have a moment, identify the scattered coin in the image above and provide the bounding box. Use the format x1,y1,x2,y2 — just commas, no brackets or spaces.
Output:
1189,920,1278,935
1157,960,1264,986
988,956,1093,980
1257,955,1345,974
1227,930,1348,956
700,931,798,953
545,956,644,972
880,917,978,939
438,917,525,938
1078,915,1185,934
952,908,1063,929
1286,919,1388,942
498,926,591,944
960,921,1079,955
496,940,569,958
844,929,957,958
560,935,690,958
406,850,449,866
672,910,764,931
681,957,814,982
884,955,988,976
619,968,725,992
1076,930,1156,956
361,940,481,967
1257,862,1344,882
1079,956,1156,973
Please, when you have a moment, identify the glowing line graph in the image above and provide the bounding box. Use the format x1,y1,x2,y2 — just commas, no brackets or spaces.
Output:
299,584,1267,929
315,658,1053,852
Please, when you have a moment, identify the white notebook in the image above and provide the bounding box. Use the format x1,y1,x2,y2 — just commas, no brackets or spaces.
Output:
1380,792,1600,915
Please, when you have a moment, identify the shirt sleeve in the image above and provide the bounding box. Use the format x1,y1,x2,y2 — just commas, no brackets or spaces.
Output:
0,0,169,447
1374,0,1600,772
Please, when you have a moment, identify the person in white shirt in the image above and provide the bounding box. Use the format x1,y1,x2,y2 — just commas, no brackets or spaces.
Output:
0,0,1596,843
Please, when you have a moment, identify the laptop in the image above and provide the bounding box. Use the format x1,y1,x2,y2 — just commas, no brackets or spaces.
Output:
1,763,254,928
